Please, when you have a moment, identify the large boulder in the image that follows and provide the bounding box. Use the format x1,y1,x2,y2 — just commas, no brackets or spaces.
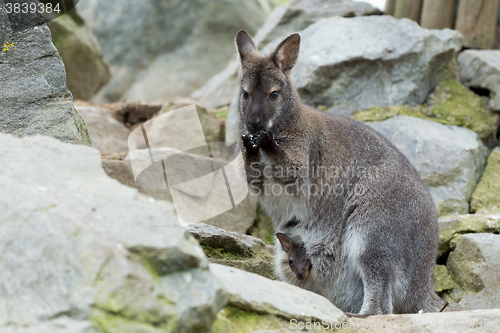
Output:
470,147,500,214
47,11,111,101
366,116,488,216
0,1,91,145
192,0,382,109
77,0,269,102
0,133,225,332
458,50,500,112
446,234,500,310
223,15,462,142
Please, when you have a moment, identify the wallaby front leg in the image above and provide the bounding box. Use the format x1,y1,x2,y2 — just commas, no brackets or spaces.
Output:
358,258,393,316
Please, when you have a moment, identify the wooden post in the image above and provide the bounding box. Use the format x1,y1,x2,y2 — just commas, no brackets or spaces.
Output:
394,0,423,22
420,0,457,29
385,0,397,15
455,0,500,49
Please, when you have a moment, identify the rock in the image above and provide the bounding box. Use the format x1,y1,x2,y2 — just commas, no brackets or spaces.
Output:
102,147,257,235
47,11,111,101
470,147,500,214
438,214,500,258
345,309,500,332
366,116,488,216
0,133,225,332
458,50,500,112
185,223,274,279
434,265,454,293
224,15,462,142
192,0,382,109
77,0,268,102
0,1,91,145
352,60,500,147
446,233,500,310
95,100,165,129
209,264,346,324
75,105,130,153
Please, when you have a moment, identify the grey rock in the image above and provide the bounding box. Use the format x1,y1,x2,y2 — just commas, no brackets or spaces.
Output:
47,12,111,101
225,15,462,143
209,264,346,324
367,116,488,216
185,223,275,279
0,1,91,145
185,223,266,256
75,105,130,153
77,0,268,102
0,133,224,332
446,233,500,310
192,0,381,109
102,147,257,234
458,50,500,111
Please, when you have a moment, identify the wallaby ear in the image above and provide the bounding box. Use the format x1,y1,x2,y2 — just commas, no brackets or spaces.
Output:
235,29,257,62
271,33,300,74
276,233,293,253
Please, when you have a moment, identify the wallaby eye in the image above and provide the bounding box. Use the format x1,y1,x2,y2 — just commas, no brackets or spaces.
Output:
306,258,311,263
288,259,293,265
242,90,249,100
269,91,279,100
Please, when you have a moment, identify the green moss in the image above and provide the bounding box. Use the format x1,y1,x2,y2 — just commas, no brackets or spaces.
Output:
438,214,500,257
215,108,229,119
433,265,454,292
351,60,499,142
470,147,500,214
90,308,176,333
201,242,275,280
211,306,287,333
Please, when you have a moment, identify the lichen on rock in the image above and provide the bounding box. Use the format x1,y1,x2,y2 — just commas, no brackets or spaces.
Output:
470,147,500,214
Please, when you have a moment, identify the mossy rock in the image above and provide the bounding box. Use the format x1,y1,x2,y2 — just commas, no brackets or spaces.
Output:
470,147,500,214
211,306,286,333
351,60,499,145
434,265,454,293
438,214,500,257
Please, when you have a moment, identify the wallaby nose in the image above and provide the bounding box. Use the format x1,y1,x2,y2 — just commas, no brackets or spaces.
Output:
247,117,261,131
297,271,305,280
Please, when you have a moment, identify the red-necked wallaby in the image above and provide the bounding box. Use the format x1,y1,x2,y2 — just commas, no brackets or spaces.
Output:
235,29,444,316
276,233,312,281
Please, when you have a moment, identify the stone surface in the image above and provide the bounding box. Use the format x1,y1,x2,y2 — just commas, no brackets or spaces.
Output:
352,60,500,147
471,147,500,214
446,234,500,310
102,148,257,235
47,11,111,101
209,264,346,324
77,0,268,102
192,0,382,109
0,1,91,145
75,105,130,153
367,116,488,216
438,214,500,258
185,223,274,279
224,15,462,142
0,133,225,332
458,49,500,112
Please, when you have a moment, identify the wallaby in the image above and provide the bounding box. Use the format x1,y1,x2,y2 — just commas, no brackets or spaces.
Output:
234,29,444,316
276,233,312,281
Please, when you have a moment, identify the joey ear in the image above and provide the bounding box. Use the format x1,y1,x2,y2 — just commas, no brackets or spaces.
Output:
235,30,257,62
276,233,293,253
271,33,300,74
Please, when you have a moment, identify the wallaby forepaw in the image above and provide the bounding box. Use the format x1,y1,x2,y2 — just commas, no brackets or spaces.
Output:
242,133,260,154
255,129,275,149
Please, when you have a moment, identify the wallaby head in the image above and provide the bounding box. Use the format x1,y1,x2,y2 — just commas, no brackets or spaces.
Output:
235,30,301,135
276,233,312,281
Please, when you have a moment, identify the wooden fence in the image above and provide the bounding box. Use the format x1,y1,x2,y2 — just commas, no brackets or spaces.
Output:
385,0,500,49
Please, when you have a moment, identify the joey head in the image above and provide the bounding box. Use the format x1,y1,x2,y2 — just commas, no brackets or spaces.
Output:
276,233,312,281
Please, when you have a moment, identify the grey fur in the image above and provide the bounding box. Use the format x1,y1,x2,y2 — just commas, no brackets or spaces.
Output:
234,30,444,316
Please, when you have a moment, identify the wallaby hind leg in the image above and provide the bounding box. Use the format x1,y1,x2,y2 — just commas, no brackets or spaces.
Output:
358,257,394,316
